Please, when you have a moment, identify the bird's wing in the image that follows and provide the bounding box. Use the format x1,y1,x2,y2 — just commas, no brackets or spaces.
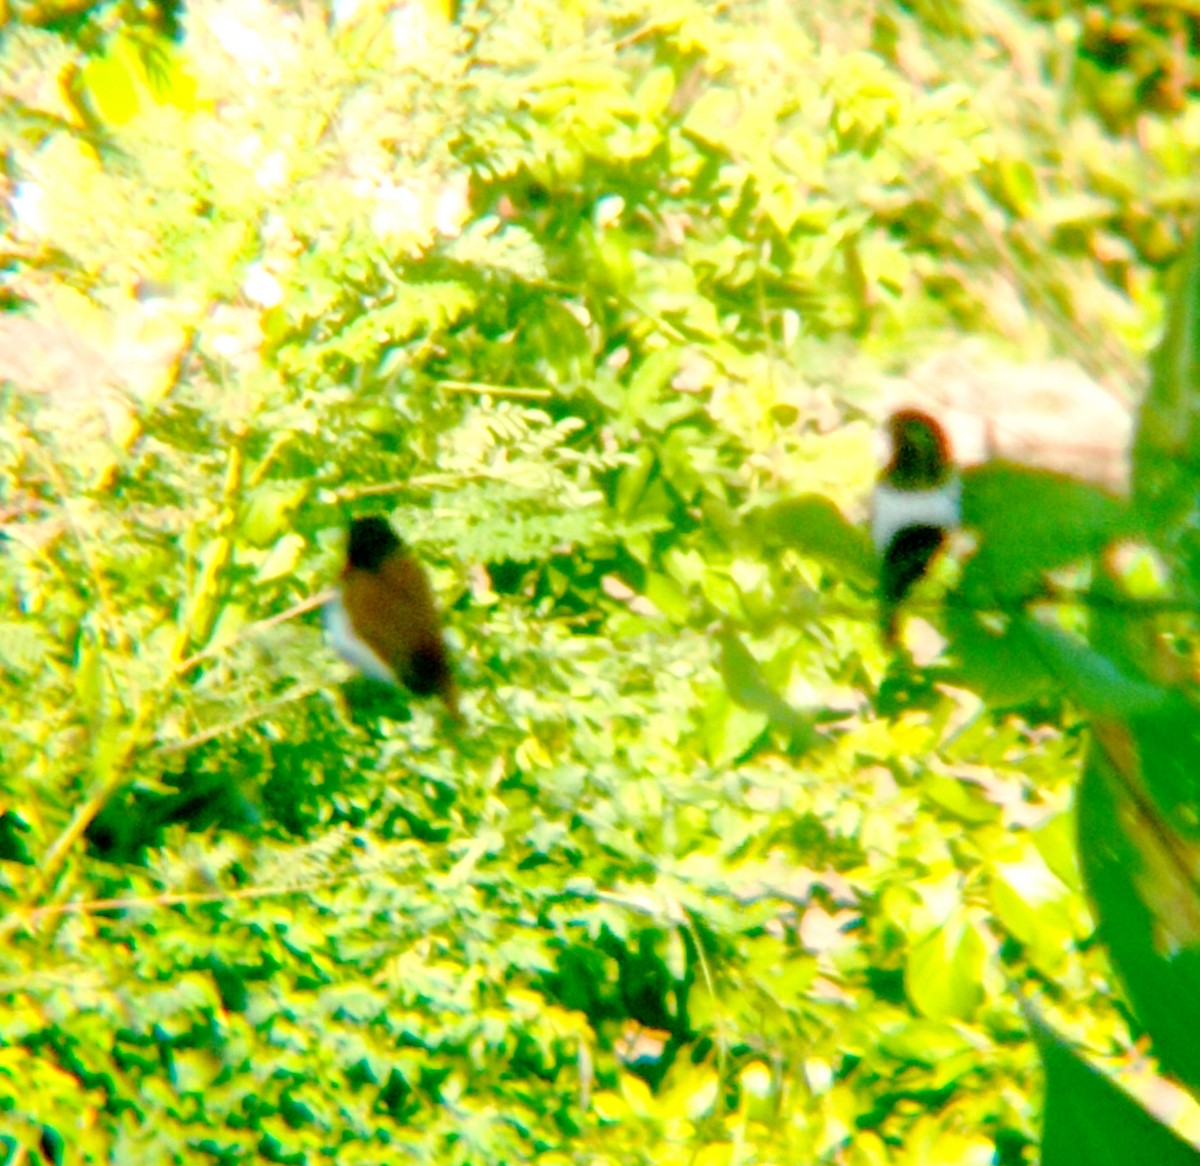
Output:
322,592,397,684
341,555,452,689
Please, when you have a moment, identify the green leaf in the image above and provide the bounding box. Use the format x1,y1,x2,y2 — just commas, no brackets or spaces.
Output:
634,67,676,123
625,348,679,430
1079,718,1200,1095
713,628,815,747
1034,1013,1200,1166
877,1019,977,1067
995,156,1040,217
944,606,1054,707
946,609,1165,716
922,774,998,825
990,846,1077,972
1015,619,1166,718
1133,218,1200,528
614,447,656,517
78,38,145,126
255,533,306,583
960,462,1126,602
241,481,309,547
702,686,769,767
681,87,740,149
641,572,689,621
905,911,986,1020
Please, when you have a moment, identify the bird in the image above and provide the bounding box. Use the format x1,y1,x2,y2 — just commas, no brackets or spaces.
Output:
323,515,461,719
871,409,962,643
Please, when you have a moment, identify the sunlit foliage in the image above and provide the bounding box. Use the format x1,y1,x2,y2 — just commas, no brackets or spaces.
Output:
2,0,1200,1162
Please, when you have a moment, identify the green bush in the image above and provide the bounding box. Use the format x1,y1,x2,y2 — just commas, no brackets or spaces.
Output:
2,0,1200,1162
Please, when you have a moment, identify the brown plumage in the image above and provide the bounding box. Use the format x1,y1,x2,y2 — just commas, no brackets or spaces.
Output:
326,515,460,719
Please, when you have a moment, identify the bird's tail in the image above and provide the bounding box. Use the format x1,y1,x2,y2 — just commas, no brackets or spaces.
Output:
403,643,463,724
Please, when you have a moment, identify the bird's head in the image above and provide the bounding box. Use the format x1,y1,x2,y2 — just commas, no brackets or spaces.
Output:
885,409,953,489
346,515,404,573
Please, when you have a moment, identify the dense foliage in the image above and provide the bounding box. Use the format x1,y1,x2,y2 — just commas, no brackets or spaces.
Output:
3,0,1200,1163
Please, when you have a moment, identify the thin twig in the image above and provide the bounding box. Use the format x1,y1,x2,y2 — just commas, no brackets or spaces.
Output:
174,589,334,678
338,473,503,499
16,870,353,927
436,379,553,400
156,682,323,754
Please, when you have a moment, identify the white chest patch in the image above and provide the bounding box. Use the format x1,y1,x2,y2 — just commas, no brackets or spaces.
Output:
322,592,397,685
870,477,962,554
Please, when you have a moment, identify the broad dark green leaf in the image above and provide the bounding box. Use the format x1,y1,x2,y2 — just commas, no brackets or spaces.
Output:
1133,221,1200,531
946,608,1166,715
1079,721,1200,1095
960,462,1126,602
1035,1013,1200,1166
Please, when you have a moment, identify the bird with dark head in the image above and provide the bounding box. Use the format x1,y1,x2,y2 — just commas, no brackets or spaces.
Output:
871,409,961,643
323,515,461,719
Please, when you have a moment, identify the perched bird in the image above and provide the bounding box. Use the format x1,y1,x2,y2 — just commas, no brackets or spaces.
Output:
323,515,461,719
871,409,962,642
